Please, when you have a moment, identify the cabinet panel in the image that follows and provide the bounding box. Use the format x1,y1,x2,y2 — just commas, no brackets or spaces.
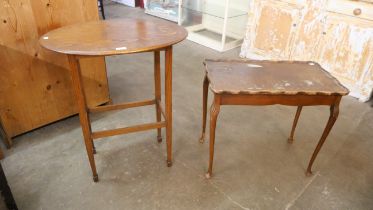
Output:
360,62,373,100
250,0,302,59
290,1,327,61
316,14,373,100
240,0,373,101
0,0,110,141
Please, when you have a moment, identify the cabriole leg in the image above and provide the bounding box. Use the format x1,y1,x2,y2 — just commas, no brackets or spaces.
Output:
306,98,341,176
199,75,209,143
288,106,303,143
206,95,221,179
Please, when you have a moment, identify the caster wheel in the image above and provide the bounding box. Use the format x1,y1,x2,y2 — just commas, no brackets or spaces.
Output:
93,175,99,182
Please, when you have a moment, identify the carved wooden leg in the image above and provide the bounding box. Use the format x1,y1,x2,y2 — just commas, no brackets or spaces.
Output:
206,95,221,179
288,106,303,143
199,75,209,143
165,47,173,167
154,51,162,143
306,98,341,176
68,55,98,182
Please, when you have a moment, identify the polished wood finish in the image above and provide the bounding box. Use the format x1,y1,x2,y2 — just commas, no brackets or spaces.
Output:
68,55,98,182
165,46,173,167
156,100,166,119
0,0,110,147
199,75,209,143
40,19,187,56
306,97,341,176
288,106,303,143
200,59,349,178
204,59,349,96
40,19,187,182
154,51,162,143
205,95,221,179
88,99,156,113
92,122,166,139
219,94,340,106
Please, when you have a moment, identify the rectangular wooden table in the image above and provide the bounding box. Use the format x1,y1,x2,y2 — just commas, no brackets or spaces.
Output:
199,59,349,178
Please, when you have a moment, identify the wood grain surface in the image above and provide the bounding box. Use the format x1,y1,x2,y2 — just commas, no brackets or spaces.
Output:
204,59,349,96
0,0,109,145
40,18,188,56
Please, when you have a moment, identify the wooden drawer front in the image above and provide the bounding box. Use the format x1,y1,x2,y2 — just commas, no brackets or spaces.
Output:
327,0,373,21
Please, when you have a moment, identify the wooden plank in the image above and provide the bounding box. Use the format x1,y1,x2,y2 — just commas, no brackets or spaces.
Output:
92,122,167,139
0,0,110,140
89,99,156,113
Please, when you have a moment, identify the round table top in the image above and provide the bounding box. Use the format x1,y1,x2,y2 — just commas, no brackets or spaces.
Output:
39,18,188,56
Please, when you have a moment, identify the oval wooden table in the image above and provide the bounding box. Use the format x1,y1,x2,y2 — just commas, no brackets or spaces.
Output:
40,18,187,182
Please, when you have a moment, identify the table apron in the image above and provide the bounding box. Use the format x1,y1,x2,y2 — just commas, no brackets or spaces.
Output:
74,47,169,59
220,94,341,106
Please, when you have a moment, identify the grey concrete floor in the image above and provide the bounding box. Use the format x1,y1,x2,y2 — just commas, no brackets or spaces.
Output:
2,2,373,210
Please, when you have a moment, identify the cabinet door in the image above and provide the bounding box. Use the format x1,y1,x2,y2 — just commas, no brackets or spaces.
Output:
248,0,302,59
290,1,326,61
316,13,373,101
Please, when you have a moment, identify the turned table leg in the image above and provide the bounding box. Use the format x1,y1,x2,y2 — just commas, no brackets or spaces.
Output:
154,51,162,143
165,46,173,167
288,106,303,143
199,75,209,143
68,55,98,182
206,95,221,179
306,98,341,176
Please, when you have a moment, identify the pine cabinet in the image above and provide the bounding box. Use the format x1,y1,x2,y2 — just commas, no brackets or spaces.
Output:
241,0,373,102
0,0,110,146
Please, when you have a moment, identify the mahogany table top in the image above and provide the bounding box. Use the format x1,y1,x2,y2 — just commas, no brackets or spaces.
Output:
39,18,187,56
204,59,349,96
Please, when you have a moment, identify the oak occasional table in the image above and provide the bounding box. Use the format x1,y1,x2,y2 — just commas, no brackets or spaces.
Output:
199,59,349,178
40,18,187,182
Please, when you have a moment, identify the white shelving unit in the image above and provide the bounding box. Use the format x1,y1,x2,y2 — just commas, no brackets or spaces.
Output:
179,0,249,52
144,0,180,22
